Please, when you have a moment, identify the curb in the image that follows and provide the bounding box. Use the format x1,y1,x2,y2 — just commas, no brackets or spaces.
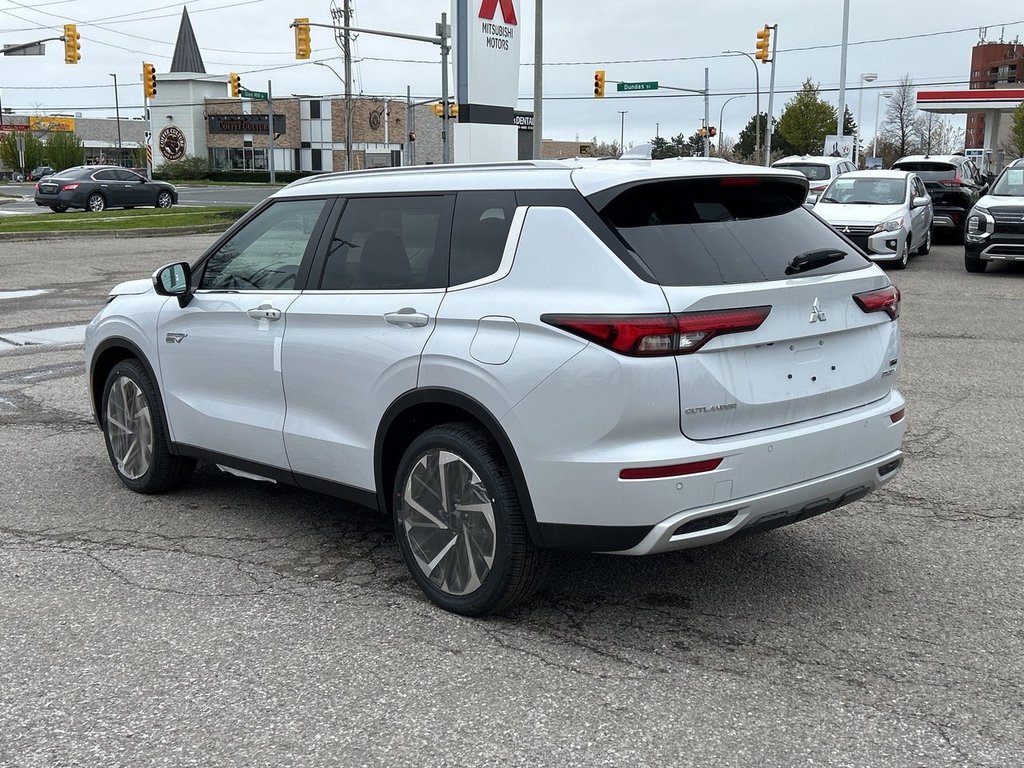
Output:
0,224,231,242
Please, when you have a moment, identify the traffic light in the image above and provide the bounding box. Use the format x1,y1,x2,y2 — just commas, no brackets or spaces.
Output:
229,72,241,98
63,24,80,64
294,18,311,59
431,101,458,118
593,70,606,99
755,25,771,63
699,126,707,138
142,62,158,98
708,126,717,137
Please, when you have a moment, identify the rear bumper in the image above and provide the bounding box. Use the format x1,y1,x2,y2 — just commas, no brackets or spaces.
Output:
610,449,902,555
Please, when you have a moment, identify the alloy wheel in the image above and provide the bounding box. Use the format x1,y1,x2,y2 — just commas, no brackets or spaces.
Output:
105,375,154,480
398,449,497,596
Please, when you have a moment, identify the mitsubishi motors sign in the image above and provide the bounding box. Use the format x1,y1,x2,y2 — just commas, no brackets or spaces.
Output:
453,0,523,162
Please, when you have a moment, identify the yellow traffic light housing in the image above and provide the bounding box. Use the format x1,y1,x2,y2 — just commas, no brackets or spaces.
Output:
63,23,81,64
142,62,158,98
229,72,241,98
755,25,771,63
432,102,444,117
431,101,457,118
294,18,311,60
593,70,606,99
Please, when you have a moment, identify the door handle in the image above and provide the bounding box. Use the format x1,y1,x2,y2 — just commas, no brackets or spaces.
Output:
384,308,429,328
247,304,282,321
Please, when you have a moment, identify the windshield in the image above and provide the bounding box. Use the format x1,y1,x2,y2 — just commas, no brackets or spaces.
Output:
774,163,831,181
990,167,1024,197
820,177,907,205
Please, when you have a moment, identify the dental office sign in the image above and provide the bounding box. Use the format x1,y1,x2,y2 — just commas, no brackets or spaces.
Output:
452,0,522,162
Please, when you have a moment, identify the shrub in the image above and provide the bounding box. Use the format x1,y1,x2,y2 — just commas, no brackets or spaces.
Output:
153,156,211,181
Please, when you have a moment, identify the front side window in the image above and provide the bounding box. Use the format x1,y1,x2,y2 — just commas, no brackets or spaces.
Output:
318,196,448,290
199,198,329,291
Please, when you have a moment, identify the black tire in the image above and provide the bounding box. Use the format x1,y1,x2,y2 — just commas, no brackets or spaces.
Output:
965,254,987,273
87,192,106,212
49,205,67,213
916,227,931,255
156,191,173,209
890,235,909,270
392,422,549,616
101,359,195,493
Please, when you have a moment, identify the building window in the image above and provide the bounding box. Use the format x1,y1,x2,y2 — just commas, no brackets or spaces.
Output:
208,146,268,171
310,100,321,120
312,148,322,172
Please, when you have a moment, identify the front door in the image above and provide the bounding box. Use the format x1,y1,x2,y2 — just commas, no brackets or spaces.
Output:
157,197,333,468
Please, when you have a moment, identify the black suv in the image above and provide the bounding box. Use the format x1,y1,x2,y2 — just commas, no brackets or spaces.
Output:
963,164,1024,272
890,155,987,242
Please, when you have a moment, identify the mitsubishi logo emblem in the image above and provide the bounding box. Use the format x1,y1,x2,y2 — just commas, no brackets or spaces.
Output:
479,0,518,24
809,298,827,323
843,226,851,234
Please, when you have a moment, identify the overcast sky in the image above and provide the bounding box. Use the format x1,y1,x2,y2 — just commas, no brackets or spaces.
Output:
1,0,1020,147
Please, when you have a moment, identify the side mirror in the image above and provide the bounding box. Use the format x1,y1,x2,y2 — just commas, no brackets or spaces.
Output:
912,196,931,208
152,261,194,308
805,193,819,206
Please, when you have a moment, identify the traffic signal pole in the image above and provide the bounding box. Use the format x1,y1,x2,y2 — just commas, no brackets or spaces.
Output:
764,25,778,165
704,68,710,157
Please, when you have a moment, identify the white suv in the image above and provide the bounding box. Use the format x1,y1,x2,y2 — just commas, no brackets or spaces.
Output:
86,159,906,615
771,155,857,198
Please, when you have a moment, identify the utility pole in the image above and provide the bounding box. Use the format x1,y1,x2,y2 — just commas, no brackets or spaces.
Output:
703,67,710,157
837,0,850,137
267,80,276,184
618,110,627,155
440,13,450,164
764,25,779,164
109,73,122,165
343,0,354,171
532,0,543,159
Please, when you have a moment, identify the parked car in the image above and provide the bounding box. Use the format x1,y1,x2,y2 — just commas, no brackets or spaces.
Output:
890,155,987,242
771,155,857,200
963,163,1024,273
812,170,933,269
33,165,177,213
85,159,906,615
28,165,56,181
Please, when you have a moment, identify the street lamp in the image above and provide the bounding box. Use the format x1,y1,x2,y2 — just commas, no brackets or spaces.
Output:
873,90,894,162
723,50,760,163
717,94,744,154
314,60,352,171
109,73,122,166
855,72,877,167
618,110,628,156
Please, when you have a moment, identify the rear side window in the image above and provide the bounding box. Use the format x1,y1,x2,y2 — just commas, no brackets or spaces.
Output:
449,191,517,285
598,178,868,286
318,196,449,290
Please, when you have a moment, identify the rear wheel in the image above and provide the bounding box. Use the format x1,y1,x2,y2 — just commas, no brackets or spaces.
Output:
156,190,173,209
393,423,549,616
965,254,987,273
916,228,931,255
101,359,195,493
87,192,106,212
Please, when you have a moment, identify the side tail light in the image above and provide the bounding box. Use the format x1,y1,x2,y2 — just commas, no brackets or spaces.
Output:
61,183,80,191
940,171,962,187
541,306,771,357
853,285,900,320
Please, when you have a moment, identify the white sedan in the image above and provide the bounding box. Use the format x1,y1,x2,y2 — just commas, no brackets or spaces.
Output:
812,170,933,269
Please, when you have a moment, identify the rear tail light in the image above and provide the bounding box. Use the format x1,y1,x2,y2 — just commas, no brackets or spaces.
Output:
61,183,80,191
719,176,763,187
620,458,723,480
853,285,900,320
940,171,962,187
542,306,771,356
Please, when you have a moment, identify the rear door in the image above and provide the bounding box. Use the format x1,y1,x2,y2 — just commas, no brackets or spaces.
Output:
594,176,900,440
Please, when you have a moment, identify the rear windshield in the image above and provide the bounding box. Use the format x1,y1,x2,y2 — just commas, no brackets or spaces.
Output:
891,161,957,187
598,178,869,286
773,163,831,181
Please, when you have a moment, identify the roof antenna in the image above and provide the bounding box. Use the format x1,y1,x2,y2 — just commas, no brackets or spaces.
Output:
978,26,987,44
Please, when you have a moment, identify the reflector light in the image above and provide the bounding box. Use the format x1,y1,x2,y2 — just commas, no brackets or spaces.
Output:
620,458,723,480
890,409,905,423
853,285,900,320
541,306,771,356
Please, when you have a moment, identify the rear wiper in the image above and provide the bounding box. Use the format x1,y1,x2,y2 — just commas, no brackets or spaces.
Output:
786,248,846,275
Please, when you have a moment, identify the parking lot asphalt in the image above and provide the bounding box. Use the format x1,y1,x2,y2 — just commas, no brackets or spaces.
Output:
1,235,1022,767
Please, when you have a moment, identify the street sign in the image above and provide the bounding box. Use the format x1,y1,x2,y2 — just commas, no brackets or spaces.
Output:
616,81,658,92
3,43,45,56
239,88,268,100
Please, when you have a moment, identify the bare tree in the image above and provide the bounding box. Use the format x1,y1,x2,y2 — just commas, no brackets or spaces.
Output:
881,75,919,157
913,113,965,155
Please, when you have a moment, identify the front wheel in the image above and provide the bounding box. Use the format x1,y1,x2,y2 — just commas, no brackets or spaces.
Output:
101,359,194,493
916,228,932,255
156,191,173,209
393,423,549,616
87,192,106,212
965,254,987,273
890,235,909,270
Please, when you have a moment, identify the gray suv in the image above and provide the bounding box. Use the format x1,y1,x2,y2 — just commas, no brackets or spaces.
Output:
86,159,907,615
